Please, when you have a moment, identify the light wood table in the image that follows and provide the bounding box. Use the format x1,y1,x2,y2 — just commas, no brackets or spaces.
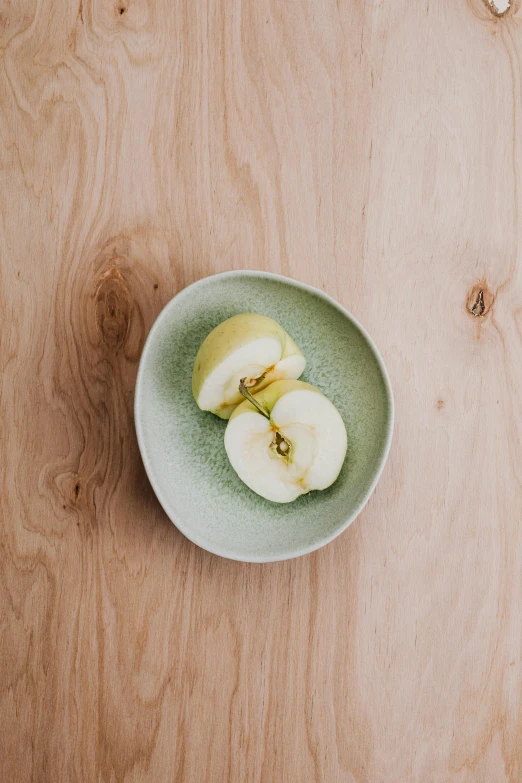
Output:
2,1,521,781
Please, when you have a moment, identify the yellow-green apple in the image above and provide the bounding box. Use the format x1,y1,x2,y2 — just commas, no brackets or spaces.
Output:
192,314,306,419
224,380,347,502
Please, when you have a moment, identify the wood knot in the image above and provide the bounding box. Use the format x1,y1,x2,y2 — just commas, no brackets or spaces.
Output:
87,235,163,364
466,279,495,320
482,0,514,16
468,0,519,19
95,264,131,351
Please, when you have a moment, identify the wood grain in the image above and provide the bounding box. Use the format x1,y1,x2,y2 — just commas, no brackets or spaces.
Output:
2,0,522,780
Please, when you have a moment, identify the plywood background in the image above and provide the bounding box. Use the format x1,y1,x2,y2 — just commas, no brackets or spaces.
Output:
2,0,522,780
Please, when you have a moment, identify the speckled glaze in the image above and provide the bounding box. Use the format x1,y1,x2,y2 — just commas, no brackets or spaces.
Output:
134,271,394,562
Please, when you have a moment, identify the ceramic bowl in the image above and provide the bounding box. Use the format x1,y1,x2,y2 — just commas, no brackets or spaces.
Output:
134,271,393,562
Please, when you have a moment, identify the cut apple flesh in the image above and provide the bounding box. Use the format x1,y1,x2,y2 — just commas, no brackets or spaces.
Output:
197,337,280,414
224,384,347,503
192,314,306,419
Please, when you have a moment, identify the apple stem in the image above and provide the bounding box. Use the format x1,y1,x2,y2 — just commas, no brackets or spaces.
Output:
239,378,270,419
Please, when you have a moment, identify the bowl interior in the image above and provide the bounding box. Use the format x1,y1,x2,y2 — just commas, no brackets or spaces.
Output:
135,272,393,562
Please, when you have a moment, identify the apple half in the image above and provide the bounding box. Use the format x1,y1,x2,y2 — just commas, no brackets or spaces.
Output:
192,314,306,419
224,380,347,503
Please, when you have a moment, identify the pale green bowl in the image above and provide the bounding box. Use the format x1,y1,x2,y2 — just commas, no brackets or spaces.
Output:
135,271,393,562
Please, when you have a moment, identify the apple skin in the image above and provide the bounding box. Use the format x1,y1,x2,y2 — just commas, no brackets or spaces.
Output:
228,379,318,421
192,314,305,419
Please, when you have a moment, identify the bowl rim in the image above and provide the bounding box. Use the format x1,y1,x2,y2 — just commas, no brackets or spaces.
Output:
134,269,395,563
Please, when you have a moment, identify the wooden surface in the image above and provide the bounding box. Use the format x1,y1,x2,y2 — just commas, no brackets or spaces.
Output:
2,0,522,780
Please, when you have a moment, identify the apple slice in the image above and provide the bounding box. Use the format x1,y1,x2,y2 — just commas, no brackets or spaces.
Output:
192,314,306,419
224,380,347,503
